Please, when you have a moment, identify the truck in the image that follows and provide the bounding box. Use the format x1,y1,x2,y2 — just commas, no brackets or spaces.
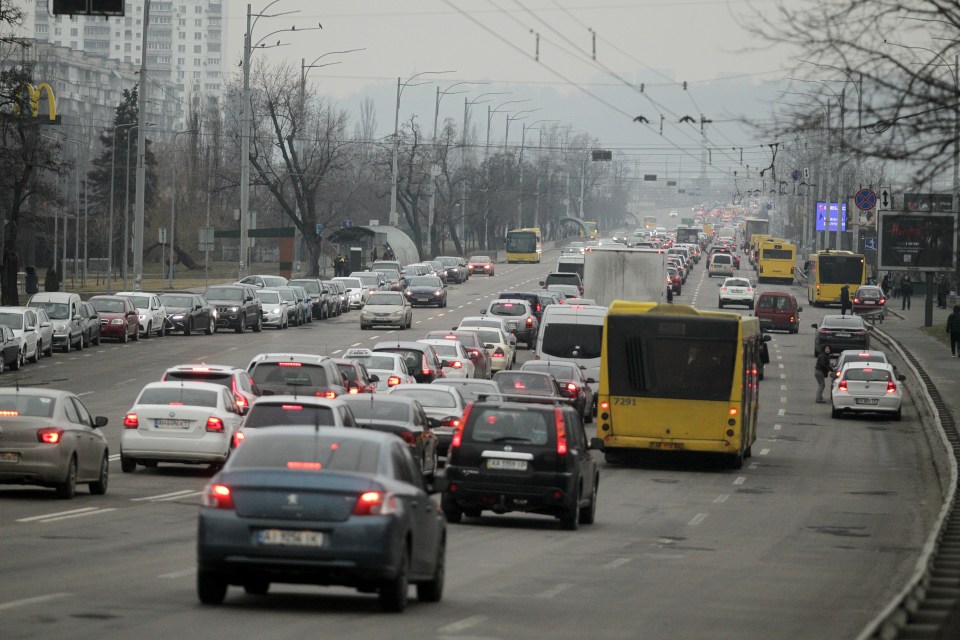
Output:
676,226,700,245
556,254,585,280
742,218,770,251
583,247,667,308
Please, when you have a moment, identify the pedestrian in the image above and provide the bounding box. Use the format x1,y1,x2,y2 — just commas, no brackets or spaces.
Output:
840,284,851,316
881,273,890,296
334,254,344,277
892,271,902,298
947,305,960,357
815,345,833,403
937,274,949,309
372,247,379,262
901,275,914,310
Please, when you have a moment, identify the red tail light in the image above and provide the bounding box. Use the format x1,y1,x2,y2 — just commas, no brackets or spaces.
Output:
880,298,886,304
887,381,897,394
564,382,579,396
315,390,338,399
205,416,225,432
203,484,235,509
536,303,541,312
447,360,461,369
526,316,534,327
233,431,246,447
554,407,567,456
232,379,248,411
348,387,360,394
838,380,848,392
353,491,396,515
277,362,302,367
440,416,460,427
387,376,401,387
450,403,473,453
493,348,505,358
37,427,64,444
853,298,861,304
123,413,139,428
399,430,416,446
789,316,795,323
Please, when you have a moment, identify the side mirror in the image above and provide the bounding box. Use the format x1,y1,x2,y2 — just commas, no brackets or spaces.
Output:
586,377,597,384
762,334,772,343
426,417,440,429
261,389,275,396
73,314,82,321
440,360,451,368
94,416,109,428
239,405,250,416
797,306,803,312
26,326,36,332
811,323,818,329
41,321,51,328
368,374,380,382
508,336,517,346
589,437,605,451
484,343,494,349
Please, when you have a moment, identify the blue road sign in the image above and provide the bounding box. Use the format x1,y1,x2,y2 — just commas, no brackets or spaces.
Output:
864,237,877,251
341,219,353,229
855,188,877,211
315,223,323,236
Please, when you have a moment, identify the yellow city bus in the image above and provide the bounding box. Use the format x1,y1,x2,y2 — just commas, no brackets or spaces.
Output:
757,240,796,284
804,250,866,307
748,233,776,267
643,215,658,230
505,227,542,263
583,220,599,239
597,302,764,469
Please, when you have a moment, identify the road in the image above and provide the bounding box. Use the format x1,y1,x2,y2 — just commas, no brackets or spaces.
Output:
0,247,942,639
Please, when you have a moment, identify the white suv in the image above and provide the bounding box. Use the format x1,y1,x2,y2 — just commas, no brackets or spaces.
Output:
116,291,168,338
717,277,755,309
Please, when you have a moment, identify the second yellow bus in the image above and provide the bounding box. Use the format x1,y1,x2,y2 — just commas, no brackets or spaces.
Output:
757,240,796,284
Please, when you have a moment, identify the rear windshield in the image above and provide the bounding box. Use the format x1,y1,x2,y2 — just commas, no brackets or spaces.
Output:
712,255,732,264
164,371,232,388
389,387,457,408
256,291,281,304
344,400,410,422
489,302,526,316
348,353,400,371
91,299,125,313
0,394,55,417
251,363,330,392
466,407,552,445
520,362,577,379
757,295,792,310
136,387,219,407
540,323,603,359
494,372,555,393
0,312,23,330
823,317,864,329
244,403,335,428
376,349,424,374
725,279,751,288
228,434,380,473
843,368,892,382
432,380,498,401
546,273,580,284
205,287,243,301
429,344,460,358
290,280,320,293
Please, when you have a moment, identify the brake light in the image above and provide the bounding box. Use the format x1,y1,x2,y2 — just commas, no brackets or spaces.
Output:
887,381,897,394
123,413,139,428
287,461,322,470
880,298,886,304
399,430,416,446
191,367,210,373
503,303,514,308
353,491,396,515
565,382,579,396
853,298,861,304
348,387,360,394
600,401,609,410
526,316,534,327
789,316,795,323
387,376,401,387
231,379,248,411
513,381,527,390
233,431,246,447
440,417,460,427
838,379,848,392
492,348,505,358
281,404,303,411
721,287,727,292
729,407,739,416
37,427,64,444
278,362,302,367
316,390,338,399
536,303,541,312
554,408,567,456
0,410,18,416
451,360,463,369
203,484,235,509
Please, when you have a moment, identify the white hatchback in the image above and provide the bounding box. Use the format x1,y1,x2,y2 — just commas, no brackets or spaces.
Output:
340,348,416,390
717,277,755,309
457,324,516,372
121,381,244,472
419,339,476,379
831,362,905,421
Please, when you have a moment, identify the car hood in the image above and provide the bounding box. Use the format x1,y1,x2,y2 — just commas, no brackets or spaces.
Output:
261,302,286,312
206,298,244,306
407,285,442,293
96,311,126,319
164,305,192,313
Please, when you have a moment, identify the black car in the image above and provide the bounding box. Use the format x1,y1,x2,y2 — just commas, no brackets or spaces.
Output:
812,314,870,356
160,293,217,335
77,301,102,348
289,278,332,320
436,256,467,284
323,280,349,314
442,397,602,530
403,276,447,308
372,341,446,383
204,285,262,333
0,324,22,372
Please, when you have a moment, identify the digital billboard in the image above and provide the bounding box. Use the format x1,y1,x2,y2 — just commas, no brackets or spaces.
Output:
815,202,847,232
878,212,956,272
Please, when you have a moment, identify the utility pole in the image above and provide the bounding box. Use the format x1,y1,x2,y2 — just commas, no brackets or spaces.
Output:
132,0,150,291
389,76,401,227
239,3,252,277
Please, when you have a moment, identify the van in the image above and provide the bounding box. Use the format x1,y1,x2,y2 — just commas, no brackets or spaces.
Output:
556,255,585,280
26,292,85,352
754,291,802,333
708,253,734,277
534,304,606,395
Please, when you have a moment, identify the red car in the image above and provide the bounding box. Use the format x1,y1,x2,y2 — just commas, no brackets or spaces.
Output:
467,255,495,276
89,295,139,343
666,268,682,295
335,359,379,394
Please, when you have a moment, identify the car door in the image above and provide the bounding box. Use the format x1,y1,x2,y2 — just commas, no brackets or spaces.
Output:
63,395,99,479
219,389,243,440
390,444,436,575
22,309,40,359
125,299,138,336
69,299,84,343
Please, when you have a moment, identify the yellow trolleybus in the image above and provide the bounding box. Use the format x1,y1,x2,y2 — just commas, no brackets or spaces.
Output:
505,227,542,263
597,302,765,469
804,250,866,307
757,240,796,284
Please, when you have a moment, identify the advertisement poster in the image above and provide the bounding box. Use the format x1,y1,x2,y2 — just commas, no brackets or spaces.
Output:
815,202,847,232
878,212,956,271
903,193,954,213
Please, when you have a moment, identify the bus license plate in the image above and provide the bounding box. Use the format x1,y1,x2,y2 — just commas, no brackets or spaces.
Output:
651,442,684,450
487,459,527,471
855,398,879,405
257,529,325,547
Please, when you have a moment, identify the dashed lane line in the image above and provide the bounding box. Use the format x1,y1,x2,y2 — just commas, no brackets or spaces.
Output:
688,513,708,526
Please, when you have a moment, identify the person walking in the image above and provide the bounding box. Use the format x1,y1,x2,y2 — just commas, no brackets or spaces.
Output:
901,275,914,310
937,274,949,309
840,284,851,316
881,273,890,296
947,305,960,357
815,345,833,403
892,271,902,298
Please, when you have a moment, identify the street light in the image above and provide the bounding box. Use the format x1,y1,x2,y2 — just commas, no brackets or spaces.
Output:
519,119,558,229
300,48,365,93
504,108,540,151
487,99,531,159
460,91,508,249
389,69,454,228
107,122,138,293
168,129,198,289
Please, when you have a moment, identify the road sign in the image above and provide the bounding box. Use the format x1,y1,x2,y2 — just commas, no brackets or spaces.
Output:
315,223,323,236
158,228,166,244
864,236,877,251
803,167,810,180
341,219,353,229
854,188,877,211
878,187,892,211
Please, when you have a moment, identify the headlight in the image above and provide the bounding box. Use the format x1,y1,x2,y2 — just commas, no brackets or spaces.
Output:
404,289,412,295
391,310,402,316
111,319,124,325
228,306,239,313
435,290,442,296
138,314,146,320
55,323,67,332
170,314,184,320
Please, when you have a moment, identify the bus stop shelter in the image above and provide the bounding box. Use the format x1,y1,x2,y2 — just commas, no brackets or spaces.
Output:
327,225,420,269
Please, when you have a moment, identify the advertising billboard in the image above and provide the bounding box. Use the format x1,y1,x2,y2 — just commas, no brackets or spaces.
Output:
878,212,956,272
903,193,954,213
815,202,847,232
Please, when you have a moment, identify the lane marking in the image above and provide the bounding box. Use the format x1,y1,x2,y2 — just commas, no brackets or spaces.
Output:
331,349,342,355
760,448,770,455
132,489,197,502
778,363,785,369
780,385,787,391
603,557,631,569
538,583,573,598
780,374,786,379
780,397,787,403
688,513,708,526
29,509,117,524
778,408,785,416
749,462,759,469
159,568,196,579
0,593,71,611
438,615,488,635
733,476,746,485
350,342,361,347
370,335,380,340
77,391,94,397
774,424,782,431
713,494,730,503
17,507,98,522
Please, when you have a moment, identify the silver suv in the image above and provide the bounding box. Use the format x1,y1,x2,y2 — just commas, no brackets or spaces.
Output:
482,298,539,349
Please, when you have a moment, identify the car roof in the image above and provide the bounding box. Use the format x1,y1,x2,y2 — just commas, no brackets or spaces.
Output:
491,299,532,308
387,384,462,398
822,315,864,324
432,378,499,388
247,353,333,366
837,349,888,360
250,395,348,408
838,361,894,372
165,363,243,373
419,338,463,348
373,341,433,352
139,380,227,394
0,387,72,398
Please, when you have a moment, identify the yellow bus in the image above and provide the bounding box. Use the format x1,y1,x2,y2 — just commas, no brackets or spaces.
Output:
757,240,796,284
804,250,866,307
643,215,658,230
583,220,599,239
597,302,765,469
505,227,542,263
748,233,777,267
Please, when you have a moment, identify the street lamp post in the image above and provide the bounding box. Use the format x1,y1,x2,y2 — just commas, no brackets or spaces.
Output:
168,129,198,289
460,92,506,251
504,108,540,152
108,122,138,293
518,119,557,229
124,125,140,290
483,99,531,247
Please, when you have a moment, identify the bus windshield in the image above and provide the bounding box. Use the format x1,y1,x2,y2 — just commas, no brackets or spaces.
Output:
506,233,538,253
819,256,863,284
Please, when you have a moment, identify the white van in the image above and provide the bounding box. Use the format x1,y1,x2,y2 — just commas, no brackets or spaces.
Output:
533,304,606,394
26,292,84,352
708,253,734,277
556,254,585,280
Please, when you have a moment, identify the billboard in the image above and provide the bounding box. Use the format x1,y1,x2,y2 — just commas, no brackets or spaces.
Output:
878,212,956,272
903,193,954,213
815,201,847,232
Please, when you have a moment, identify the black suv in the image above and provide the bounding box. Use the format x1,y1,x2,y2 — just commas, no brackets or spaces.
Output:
204,284,262,333
442,397,603,530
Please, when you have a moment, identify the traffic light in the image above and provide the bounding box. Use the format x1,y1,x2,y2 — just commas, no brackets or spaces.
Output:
53,0,124,16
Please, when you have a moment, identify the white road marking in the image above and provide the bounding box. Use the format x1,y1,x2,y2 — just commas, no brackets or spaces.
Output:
538,583,573,598
780,374,786,379
774,423,782,430
778,408,785,416
350,342,361,347
0,593,71,611
780,397,787,403
227,346,238,351
22,509,116,523
415,321,422,324
331,349,342,355
132,489,198,502
760,448,770,455
603,557,631,569
688,513,708,526
780,385,787,391
159,568,196,579
17,507,98,522
713,494,730,503
733,476,746,485
370,335,380,340
438,615,488,634
115,378,137,386
749,462,759,469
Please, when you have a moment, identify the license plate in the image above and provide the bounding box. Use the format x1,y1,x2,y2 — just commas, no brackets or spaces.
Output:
864,300,876,304
417,297,430,302
0,452,20,463
154,419,191,429
834,332,851,338
855,398,880,405
487,459,527,471
257,529,325,547
650,442,684,450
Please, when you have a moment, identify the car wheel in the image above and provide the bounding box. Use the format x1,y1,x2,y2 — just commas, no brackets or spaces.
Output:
560,492,580,530
579,479,598,525
894,407,902,421
144,323,151,338
120,330,127,344
76,332,83,350
89,454,109,495
583,405,592,424
132,327,140,341
120,456,136,473
206,318,216,335
416,537,445,603
158,322,166,337
379,546,409,612
44,341,53,358
197,570,227,605
748,302,754,310
253,316,262,333
63,336,71,353
243,581,269,596
29,342,40,363
184,318,192,336
12,349,23,371
831,406,841,419
236,318,245,334
442,497,462,524
0,357,5,374
94,331,101,346
726,449,744,470
718,300,724,308
55,457,77,499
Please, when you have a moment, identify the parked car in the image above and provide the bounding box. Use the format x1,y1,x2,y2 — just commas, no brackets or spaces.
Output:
160,293,217,335
322,279,348,314
289,278,332,320
0,387,109,498
341,395,439,480
0,306,43,364
254,289,290,330
32,307,55,358
26,292,84,352
332,276,368,308
403,276,447,308
116,291,168,338
812,314,871,355
162,364,260,413
0,325,23,371
77,301,103,348
89,295,139,343
275,286,311,326
204,285,262,334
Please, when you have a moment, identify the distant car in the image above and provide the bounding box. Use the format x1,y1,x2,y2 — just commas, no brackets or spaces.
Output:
236,274,288,288
332,277,368,308
204,285,263,334
121,381,244,473
831,349,893,382
160,293,217,335
373,341,446,383
467,255,495,276
288,278,332,320
754,291,801,333
540,272,584,295
519,360,595,423
812,314,870,355
456,324,516,372
335,359,379,394
403,276,447,308
340,395,439,480
492,370,565,405
339,348,416,391
0,387,109,498
386,384,467,458
831,362,906,421
546,284,581,299
196,427,446,612
323,279,349,313
482,299,539,348
431,378,501,402
254,289,290,330
351,271,387,295
233,396,358,447
419,339,476,379
360,291,413,330
436,256,468,283
89,295,140,343
423,330,492,380
116,291,169,338
0,306,43,364
275,286,311,326
162,364,260,413
718,277,755,309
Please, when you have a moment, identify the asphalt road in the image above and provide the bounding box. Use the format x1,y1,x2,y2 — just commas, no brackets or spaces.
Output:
0,247,941,640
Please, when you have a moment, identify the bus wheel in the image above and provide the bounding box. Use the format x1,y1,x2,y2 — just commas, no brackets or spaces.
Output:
726,450,744,470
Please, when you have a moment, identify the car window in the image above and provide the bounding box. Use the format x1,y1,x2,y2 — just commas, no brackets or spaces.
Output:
347,399,411,422
392,446,418,486
0,311,24,330
229,434,381,473
467,407,552,445
251,363,330,391
205,287,244,301
91,298,125,313
244,403,336,428
137,387,220,407
843,368,892,382
70,397,94,426
256,291,281,304
489,302,527,317
62,397,82,424
0,393,55,417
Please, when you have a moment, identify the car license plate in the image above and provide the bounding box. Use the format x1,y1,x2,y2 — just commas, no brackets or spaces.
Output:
855,398,880,405
650,442,684,450
487,458,527,471
0,452,20,463
257,529,325,547
154,419,191,429
417,296,430,302
864,300,876,305
834,332,851,338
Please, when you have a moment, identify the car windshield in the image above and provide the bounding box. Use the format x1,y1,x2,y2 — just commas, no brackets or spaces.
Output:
228,433,381,473
0,312,23,330
164,370,233,388
495,372,555,393
367,293,403,306
337,278,363,289
757,295,792,310
161,295,193,308
428,344,460,358
823,317,864,329
466,407,551,445
278,289,296,302
438,257,459,266
256,291,281,304
244,404,335,428
136,387,219,407
489,302,526,317
389,388,457,408
521,362,577,379
258,276,287,287
123,295,151,309
291,280,320,293
354,274,381,286
30,302,70,319
205,287,243,301
250,363,330,392
408,277,442,287
91,299,125,313
0,393,56,417
470,256,491,263
472,330,501,345
344,399,410,422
